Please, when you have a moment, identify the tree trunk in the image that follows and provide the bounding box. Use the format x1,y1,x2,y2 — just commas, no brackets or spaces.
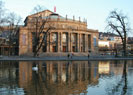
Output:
123,33,127,57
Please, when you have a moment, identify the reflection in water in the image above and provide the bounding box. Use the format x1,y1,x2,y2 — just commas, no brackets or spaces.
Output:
0,60,133,95
0,61,24,95
26,61,99,95
98,61,110,74
105,60,133,95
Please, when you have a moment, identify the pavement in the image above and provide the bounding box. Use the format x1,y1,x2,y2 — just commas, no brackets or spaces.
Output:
0,55,133,61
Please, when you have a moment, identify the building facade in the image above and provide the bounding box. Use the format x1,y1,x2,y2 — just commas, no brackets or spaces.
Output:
0,27,19,56
19,10,99,56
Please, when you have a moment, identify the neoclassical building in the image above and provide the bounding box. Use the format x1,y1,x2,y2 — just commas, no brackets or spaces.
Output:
19,10,99,56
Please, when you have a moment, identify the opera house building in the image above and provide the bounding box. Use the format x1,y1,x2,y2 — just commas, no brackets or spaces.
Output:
19,10,99,56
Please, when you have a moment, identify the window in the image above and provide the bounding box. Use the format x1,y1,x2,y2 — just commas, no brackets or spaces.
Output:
62,33,67,43
52,46,57,52
81,34,85,44
52,33,57,42
63,46,67,52
72,34,76,43
72,46,75,52
42,45,47,52
93,38,97,47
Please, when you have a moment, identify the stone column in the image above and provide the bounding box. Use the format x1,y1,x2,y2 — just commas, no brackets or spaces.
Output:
46,33,50,52
88,35,91,51
68,32,71,52
91,34,94,53
58,32,60,52
77,33,79,52
58,32,62,52
79,34,81,52
76,33,77,52
60,32,63,52
49,33,52,52
85,34,88,52
70,33,72,52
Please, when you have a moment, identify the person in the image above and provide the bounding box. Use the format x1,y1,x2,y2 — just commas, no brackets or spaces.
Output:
70,53,72,58
68,54,70,58
88,54,90,58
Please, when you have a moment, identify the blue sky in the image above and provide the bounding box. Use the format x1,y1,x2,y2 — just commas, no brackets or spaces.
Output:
2,0,133,36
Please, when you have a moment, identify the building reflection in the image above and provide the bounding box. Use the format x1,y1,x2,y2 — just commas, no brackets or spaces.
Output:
98,61,110,75
98,61,128,76
18,61,99,95
19,61,33,88
0,60,131,95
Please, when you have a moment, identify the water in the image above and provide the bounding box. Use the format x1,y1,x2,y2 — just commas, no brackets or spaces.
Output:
0,60,133,95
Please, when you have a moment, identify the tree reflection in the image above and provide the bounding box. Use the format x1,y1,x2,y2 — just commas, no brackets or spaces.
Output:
1,61,132,95
122,61,127,95
106,60,128,95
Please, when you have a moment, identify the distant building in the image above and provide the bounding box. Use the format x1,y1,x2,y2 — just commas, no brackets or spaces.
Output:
98,32,133,56
98,32,122,55
127,37,133,54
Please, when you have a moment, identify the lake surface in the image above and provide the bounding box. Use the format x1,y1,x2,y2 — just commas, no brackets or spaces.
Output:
0,60,133,95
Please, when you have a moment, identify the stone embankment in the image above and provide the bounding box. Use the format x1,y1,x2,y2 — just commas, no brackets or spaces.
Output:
0,55,133,61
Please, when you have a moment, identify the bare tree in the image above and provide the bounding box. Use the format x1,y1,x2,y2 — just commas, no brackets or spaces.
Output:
106,10,131,57
7,12,22,36
6,12,22,55
0,1,22,56
32,18,53,57
31,5,47,14
0,0,6,30
30,5,54,57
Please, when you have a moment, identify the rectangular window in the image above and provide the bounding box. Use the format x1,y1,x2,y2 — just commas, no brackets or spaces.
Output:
52,46,57,52
72,46,75,52
42,45,47,52
63,46,67,52
62,33,67,43
72,34,76,43
52,33,57,43
93,38,97,47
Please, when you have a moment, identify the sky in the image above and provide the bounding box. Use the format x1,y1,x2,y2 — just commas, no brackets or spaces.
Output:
2,0,133,36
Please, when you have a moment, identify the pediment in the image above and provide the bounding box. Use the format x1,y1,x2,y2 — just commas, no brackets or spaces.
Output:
28,10,54,18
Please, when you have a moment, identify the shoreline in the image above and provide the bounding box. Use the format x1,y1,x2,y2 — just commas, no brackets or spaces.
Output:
0,56,133,61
